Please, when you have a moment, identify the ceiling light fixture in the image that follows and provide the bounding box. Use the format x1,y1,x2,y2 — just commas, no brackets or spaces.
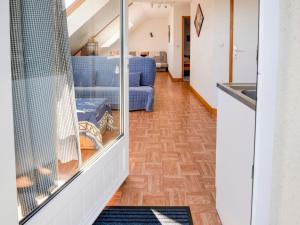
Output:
149,1,174,9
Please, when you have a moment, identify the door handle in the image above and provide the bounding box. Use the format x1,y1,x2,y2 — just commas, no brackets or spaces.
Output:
233,46,245,58
233,46,246,53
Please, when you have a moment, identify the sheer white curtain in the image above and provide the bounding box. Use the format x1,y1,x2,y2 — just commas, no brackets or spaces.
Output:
10,0,80,218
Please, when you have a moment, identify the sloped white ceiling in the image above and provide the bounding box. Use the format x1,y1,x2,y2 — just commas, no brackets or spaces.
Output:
94,2,160,48
68,0,189,55
67,0,109,36
68,0,124,55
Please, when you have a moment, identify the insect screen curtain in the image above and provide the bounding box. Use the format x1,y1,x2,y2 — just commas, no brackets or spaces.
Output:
10,0,80,216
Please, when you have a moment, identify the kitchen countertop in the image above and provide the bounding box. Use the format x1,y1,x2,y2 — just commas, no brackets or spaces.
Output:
217,83,257,110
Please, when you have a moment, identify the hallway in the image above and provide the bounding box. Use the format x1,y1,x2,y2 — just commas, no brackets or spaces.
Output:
109,72,221,225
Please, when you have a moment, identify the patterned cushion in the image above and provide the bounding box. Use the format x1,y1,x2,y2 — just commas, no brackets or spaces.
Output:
74,71,95,87
129,72,141,87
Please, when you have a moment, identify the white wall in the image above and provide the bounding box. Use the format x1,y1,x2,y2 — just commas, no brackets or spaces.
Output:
128,18,168,52
168,3,190,78
190,0,230,108
101,17,168,56
253,0,300,224
251,0,279,224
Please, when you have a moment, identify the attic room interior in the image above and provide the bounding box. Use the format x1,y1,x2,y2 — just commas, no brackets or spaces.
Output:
1,0,300,225
59,0,223,224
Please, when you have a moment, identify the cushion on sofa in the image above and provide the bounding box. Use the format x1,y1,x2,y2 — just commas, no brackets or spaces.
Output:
96,71,119,87
72,56,156,111
128,57,156,87
74,72,95,87
111,73,120,87
129,72,141,87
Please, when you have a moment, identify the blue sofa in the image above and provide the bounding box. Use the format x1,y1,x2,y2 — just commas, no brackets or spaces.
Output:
72,56,156,111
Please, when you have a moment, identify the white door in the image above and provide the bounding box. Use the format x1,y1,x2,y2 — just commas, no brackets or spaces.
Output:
232,0,259,83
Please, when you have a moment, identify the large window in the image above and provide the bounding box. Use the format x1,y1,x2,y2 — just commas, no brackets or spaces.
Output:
11,0,124,222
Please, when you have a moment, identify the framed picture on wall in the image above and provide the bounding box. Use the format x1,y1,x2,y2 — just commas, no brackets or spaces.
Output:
194,4,204,37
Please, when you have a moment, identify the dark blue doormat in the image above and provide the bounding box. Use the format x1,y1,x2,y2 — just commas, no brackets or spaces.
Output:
93,206,194,225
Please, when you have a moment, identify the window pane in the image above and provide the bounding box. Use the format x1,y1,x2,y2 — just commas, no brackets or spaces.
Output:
10,0,123,221
69,0,123,162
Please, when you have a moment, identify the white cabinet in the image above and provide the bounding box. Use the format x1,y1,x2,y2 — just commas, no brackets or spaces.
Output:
216,89,256,225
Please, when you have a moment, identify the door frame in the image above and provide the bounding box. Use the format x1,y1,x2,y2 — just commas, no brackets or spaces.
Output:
229,0,259,84
229,0,234,83
251,0,279,224
182,16,190,80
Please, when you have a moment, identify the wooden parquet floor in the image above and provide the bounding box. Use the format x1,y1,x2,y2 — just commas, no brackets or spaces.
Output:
108,72,221,225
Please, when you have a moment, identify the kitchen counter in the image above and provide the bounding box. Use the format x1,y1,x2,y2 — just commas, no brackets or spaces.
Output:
217,83,256,110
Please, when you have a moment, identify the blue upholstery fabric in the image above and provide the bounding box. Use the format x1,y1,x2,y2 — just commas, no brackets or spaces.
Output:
74,71,95,87
128,57,156,87
95,57,120,87
129,72,141,87
76,98,112,124
72,56,156,111
96,71,119,87
75,86,120,109
111,73,120,87
129,86,154,112
76,98,114,149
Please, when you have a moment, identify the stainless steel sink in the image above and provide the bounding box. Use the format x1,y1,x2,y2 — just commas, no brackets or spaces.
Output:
226,84,257,100
227,84,256,91
217,83,257,110
241,90,257,100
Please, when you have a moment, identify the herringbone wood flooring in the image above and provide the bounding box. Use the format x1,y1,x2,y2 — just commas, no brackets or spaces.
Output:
108,72,221,225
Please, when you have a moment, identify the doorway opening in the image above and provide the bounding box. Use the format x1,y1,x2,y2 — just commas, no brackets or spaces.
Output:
182,16,191,82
